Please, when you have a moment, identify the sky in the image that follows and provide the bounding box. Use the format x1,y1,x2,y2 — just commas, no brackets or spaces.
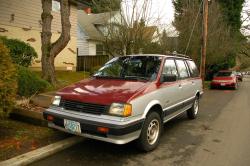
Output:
242,0,250,36
122,0,250,36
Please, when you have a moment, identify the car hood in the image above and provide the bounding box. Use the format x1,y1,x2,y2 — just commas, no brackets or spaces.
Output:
56,78,151,105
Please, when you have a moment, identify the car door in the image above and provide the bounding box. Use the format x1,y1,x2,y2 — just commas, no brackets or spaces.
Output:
158,59,182,114
186,60,201,96
175,59,192,102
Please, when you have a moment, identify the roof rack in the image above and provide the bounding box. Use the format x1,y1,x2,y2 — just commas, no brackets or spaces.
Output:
170,51,190,58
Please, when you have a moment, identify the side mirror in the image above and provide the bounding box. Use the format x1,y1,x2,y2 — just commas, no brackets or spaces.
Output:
161,74,177,82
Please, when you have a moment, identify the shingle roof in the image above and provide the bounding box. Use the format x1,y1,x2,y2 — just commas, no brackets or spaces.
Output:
78,11,118,41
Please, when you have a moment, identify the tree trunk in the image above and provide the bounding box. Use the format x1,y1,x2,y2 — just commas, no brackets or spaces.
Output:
41,0,71,86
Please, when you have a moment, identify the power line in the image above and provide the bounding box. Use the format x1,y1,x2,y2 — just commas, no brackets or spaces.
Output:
184,0,204,55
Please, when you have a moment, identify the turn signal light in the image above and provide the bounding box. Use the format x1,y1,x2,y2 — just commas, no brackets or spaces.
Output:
97,127,109,133
47,115,54,121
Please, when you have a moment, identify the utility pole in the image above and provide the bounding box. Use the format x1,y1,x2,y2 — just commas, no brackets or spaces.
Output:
201,0,209,88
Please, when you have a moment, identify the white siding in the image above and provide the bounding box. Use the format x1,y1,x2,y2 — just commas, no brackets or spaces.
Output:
89,42,96,55
77,24,89,55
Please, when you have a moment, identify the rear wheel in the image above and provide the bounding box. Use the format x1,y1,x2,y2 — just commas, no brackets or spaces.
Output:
136,112,162,152
187,96,199,119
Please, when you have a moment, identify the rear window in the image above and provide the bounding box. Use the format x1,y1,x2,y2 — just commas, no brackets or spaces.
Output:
187,60,199,77
217,72,232,77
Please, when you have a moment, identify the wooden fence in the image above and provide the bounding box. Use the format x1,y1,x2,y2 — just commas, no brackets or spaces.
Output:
77,55,110,71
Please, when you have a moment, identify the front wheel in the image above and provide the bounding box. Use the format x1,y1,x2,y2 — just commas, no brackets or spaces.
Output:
136,112,162,152
187,96,199,119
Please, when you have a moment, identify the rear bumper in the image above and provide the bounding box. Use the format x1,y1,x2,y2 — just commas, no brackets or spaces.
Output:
210,82,236,88
43,109,144,144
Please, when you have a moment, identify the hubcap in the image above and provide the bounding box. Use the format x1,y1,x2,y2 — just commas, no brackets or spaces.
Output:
147,119,159,145
194,99,199,115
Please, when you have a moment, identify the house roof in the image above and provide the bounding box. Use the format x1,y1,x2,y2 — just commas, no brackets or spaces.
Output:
78,11,118,41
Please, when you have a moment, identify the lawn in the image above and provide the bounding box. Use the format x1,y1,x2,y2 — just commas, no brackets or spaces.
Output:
204,81,211,89
34,71,90,91
0,119,70,161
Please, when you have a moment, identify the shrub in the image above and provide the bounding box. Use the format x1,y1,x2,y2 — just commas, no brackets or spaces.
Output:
0,36,38,67
17,66,51,97
0,43,17,119
90,66,101,75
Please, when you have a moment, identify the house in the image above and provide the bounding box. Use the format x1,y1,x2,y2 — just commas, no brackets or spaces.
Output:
0,0,89,71
77,10,120,56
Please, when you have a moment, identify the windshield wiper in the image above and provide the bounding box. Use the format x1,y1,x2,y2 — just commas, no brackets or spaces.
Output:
94,75,121,79
124,76,149,81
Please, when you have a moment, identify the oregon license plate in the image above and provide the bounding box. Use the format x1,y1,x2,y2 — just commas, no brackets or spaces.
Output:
64,119,81,133
221,83,225,86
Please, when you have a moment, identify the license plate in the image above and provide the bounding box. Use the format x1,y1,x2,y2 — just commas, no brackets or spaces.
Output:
64,119,81,133
221,83,225,86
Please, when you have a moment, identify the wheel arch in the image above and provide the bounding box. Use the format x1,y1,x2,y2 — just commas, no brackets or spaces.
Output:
142,100,164,121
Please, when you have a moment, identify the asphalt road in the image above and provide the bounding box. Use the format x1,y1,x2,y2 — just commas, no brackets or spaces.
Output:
31,76,250,166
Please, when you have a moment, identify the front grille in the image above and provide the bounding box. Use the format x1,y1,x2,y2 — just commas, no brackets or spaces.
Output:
60,99,108,115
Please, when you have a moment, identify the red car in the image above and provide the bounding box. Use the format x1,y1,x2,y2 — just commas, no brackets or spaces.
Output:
211,70,238,89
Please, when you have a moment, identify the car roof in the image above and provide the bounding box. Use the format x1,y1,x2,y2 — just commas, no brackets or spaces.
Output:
126,54,192,60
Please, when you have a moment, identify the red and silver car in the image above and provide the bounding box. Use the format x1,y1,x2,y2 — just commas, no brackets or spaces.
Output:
211,70,238,89
44,54,203,151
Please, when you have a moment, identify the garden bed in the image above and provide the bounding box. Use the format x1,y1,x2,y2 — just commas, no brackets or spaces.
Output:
0,118,70,161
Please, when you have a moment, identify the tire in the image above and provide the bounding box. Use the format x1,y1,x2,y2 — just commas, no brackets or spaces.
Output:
136,112,162,152
187,96,199,119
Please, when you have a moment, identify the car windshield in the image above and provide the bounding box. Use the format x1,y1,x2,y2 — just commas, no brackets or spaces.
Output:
216,72,232,77
94,56,162,81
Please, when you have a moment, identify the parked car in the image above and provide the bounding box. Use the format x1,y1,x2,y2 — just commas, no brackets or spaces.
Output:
236,72,243,82
43,54,203,151
210,70,238,89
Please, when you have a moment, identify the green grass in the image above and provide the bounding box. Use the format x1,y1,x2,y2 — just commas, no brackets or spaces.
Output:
204,81,211,89
33,71,90,91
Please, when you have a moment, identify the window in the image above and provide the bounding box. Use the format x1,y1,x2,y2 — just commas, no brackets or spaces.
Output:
187,60,199,77
52,0,60,12
175,59,189,79
216,71,232,77
94,56,162,81
162,59,178,77
96,44,104,55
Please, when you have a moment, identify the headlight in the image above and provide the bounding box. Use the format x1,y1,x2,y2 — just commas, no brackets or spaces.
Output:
109,103,132,117
52,96,61,106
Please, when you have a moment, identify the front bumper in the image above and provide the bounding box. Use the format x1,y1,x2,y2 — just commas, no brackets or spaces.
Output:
43,109,144,144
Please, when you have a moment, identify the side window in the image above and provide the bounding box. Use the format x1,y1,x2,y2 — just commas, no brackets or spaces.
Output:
162,59,178,79
96,44,104,55
175,59,189,79
187,60,199,77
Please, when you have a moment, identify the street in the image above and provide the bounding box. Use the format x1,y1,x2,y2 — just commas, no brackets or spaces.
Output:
31,76,250,166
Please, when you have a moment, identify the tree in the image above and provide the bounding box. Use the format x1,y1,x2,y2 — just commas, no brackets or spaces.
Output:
91,0,121,13
41,0,71,85
102,0,160,56
173,0,241,79
218,0,245,33
0,43,17,119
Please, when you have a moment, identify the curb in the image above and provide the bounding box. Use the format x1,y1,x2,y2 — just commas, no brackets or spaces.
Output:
0,136,84,166
10,108,47,127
